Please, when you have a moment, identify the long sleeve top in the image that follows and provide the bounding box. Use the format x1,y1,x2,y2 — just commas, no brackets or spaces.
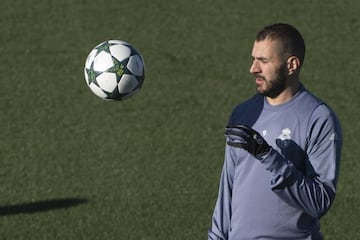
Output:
208,86,342,240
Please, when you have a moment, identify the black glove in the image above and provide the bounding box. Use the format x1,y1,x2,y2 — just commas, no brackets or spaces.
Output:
224,124,271,159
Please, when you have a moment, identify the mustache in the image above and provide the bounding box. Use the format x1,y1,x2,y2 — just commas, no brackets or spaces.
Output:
254,74,266,79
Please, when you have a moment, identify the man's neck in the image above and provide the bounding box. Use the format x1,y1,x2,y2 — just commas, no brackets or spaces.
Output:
266,81,301,106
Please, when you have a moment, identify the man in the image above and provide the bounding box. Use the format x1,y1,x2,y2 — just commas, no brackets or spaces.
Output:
208,23,342,240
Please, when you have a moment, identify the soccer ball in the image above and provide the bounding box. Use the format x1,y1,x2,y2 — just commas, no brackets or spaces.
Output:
84,40,145,101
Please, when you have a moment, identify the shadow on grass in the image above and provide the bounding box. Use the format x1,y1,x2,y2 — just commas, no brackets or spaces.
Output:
0,198,88,216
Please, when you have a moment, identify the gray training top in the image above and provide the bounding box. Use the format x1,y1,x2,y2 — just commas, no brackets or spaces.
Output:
208,85,342,240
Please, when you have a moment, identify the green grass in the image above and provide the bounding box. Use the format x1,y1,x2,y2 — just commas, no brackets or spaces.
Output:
0,0,359,239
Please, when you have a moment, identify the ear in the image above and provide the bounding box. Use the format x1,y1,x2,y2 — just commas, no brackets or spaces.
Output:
287,56,301,75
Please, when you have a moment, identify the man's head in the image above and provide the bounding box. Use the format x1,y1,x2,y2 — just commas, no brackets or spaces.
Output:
256,23,305,65
250,23,305,103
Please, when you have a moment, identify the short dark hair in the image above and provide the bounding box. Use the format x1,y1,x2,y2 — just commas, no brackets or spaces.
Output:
256,23,305,65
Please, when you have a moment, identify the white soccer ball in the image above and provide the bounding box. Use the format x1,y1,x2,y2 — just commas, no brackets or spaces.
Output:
84,40,145,101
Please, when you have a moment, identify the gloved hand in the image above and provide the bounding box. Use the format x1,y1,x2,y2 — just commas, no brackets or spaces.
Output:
224,124,272,159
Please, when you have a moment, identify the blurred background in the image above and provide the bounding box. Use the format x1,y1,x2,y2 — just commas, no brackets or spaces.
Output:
0,0,359,239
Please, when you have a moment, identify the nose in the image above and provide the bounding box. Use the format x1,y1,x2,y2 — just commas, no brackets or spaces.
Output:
250,60,260,74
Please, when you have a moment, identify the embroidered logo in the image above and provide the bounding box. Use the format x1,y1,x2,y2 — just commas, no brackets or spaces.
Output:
278,128,292,140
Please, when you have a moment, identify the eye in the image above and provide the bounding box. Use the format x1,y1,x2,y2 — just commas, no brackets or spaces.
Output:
259,58,268,63
252,57,268,63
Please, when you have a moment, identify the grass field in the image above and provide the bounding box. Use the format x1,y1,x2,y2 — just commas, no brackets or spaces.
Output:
0,0,359,239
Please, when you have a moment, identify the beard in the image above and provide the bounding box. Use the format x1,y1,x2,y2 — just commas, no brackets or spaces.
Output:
255,63,288,99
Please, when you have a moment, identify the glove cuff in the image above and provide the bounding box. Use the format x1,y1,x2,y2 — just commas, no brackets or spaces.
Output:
255,145,272,160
